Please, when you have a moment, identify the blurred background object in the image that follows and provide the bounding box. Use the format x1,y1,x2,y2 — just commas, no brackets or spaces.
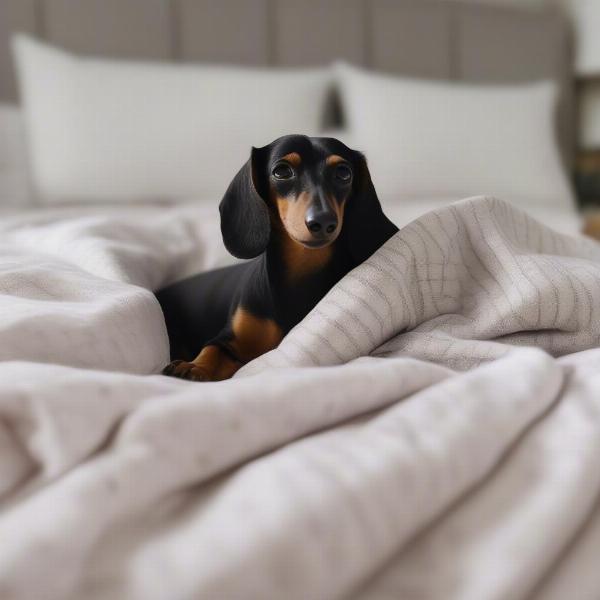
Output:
558,0,600,216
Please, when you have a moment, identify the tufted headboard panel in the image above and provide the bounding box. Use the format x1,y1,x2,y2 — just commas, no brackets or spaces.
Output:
0,0,574,162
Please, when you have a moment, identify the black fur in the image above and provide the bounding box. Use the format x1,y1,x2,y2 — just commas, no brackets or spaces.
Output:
157,135,398,366
219,147,271,259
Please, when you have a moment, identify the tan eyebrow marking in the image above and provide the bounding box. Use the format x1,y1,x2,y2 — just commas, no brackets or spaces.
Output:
282,152,301,166
326,154,345,166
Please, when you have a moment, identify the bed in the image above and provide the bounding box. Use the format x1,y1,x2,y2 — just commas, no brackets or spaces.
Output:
2,2,600,600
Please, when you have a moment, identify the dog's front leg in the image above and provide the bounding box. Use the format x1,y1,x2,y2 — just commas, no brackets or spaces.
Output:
162,307,282,382
162,344,242,381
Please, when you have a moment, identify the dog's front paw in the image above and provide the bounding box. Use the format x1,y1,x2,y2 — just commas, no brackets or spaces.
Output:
162,360,209,381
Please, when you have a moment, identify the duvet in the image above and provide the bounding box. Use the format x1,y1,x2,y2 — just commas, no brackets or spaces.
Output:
1,196,600,600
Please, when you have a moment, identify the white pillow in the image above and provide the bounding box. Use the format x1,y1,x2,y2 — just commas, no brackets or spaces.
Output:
0,103,32,206
13,35,332,204
336,63,575,210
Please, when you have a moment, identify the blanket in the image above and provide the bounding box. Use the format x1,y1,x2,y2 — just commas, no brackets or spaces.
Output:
1,196,600,600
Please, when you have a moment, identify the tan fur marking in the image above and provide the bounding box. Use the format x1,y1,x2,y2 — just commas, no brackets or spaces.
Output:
276,191,312,241
191,344,241,381
325,154,345,166
281,152,301,167
281,235,333,281
274,191,334,280
230,308,283,360
187,310,282,381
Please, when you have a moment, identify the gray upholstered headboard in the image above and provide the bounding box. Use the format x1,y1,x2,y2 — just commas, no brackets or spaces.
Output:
0,0,574,162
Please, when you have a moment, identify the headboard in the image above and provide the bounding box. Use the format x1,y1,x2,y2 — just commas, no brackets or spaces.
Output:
0,0,574,162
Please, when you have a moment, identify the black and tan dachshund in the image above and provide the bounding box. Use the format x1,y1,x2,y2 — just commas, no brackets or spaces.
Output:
157,134,397,381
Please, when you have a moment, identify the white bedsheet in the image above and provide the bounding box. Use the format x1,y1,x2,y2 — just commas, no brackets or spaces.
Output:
0,196,600,600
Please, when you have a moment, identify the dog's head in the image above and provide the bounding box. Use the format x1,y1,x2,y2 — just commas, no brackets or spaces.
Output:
219,134,397,264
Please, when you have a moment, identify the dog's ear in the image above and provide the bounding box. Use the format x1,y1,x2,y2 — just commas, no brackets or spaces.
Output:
343,152,398,265
219,146,270,259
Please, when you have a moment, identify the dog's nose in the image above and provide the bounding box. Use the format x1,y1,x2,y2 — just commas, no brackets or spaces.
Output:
305,208,338,236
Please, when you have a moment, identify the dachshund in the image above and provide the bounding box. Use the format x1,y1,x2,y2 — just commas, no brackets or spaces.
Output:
157,134,397,381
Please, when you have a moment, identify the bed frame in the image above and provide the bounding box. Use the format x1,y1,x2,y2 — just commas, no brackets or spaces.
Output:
0,0,574,163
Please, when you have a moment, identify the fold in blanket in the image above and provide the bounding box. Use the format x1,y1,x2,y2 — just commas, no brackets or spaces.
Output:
1,197,600,600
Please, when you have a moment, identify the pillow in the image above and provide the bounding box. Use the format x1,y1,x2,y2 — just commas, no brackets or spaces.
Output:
0,103,32,206
336,63,575,211
13,35,332,204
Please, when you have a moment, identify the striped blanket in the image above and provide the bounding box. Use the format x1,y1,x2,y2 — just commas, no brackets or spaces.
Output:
1,196,600,600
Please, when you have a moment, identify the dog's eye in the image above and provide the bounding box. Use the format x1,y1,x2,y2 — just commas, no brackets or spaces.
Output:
334,164,352,183
272,163,295,180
